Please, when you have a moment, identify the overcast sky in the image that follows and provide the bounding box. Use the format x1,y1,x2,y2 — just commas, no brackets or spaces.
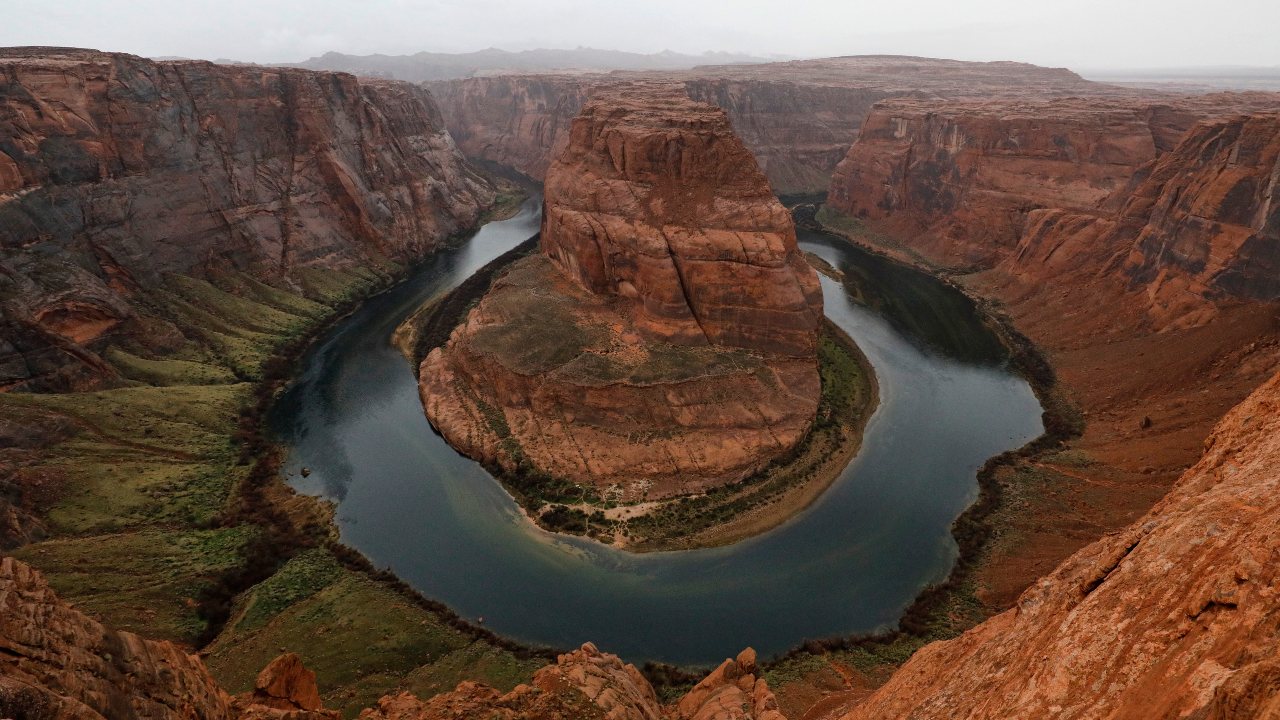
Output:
6,0,1279,70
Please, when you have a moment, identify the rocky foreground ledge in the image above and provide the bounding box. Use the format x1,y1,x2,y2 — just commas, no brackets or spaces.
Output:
0,554,780,720
420,84,827,507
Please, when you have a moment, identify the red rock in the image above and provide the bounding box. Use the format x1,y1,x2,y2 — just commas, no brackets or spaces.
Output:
243,653,327,712
828,94,1280,270
541,84,823,357
0,555,234,719
840,369,1280,719
420,85,822,499
428,56,1104,194
0,47,494,390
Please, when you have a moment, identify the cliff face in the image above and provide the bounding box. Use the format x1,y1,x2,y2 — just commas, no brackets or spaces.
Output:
0,555,233,719
421,85,822,500
828,94,1280,270
828,98,1164,265
540,84,823,357
0,47,494,390
842,368,1280,720
1122,114,1280,306
427,56,1106,194
425,75,593,180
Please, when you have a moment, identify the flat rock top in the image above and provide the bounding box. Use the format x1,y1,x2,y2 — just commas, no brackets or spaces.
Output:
465,254,766,386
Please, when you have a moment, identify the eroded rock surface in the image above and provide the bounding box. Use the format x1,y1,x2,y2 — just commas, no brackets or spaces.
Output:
428,56,1105,194
841,369,1280,719
421,85,822,499
0,47,494,390
0,555,233,719
828,95,1280,269
0,560,782,720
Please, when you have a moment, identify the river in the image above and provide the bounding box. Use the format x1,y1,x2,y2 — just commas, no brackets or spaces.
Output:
269,197,1043,665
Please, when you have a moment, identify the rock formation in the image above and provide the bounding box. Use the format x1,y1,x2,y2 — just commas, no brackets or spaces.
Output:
1007,112,1280,327
0,47,494,390
828,94,1280,270
819,93,1280,711
841,368,1280,719
0,554,781,720
420,84,822,500
0,555,234,719
233,653,335,718
428,56,1105,194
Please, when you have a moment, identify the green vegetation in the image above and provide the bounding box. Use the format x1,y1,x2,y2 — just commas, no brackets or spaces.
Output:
207,550,544,716
616,324,874,548
814,205,940,270
3,215,544,711
2,266,387,640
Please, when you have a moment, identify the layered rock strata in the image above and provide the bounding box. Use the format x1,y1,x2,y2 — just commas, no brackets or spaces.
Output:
0,554,233,719
827,94,1280,271
0,47,494,390
421,85,822,499
841,368,1280,719
427,56,1106,193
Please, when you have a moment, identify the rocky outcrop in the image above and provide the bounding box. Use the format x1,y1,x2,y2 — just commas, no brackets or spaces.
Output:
674,648,784,720
428,55,1106,194
0,555,234,719
359,644,783,720
828,93,1280,269
420,85,822,500
539,85,822,357
0,47,494,390
232,653,336,718
1122,114,1280,307
842,368,1280,719
0,556,781,720
997,112,1280,329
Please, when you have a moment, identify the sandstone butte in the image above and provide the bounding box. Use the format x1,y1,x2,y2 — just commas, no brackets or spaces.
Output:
420,84,824,500
0,47,494,391
0,553,782,720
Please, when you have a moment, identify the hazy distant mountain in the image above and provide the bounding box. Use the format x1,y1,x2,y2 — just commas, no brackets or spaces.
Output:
1081,65,1280,91
286,47,784,82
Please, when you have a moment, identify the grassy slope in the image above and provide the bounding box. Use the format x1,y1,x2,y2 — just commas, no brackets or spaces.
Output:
2,257,541,715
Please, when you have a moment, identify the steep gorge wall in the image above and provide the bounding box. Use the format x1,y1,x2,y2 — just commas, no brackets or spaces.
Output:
426,56,1108,194
0,47,495,390
828,93,1280,275
842,367,1280,719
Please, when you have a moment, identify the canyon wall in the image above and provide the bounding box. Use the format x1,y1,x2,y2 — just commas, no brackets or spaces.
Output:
421,84,823,500
828,94,1280,272
842,368,1280,719
821,93,1280,693
0,47,494,391
427,56,1105,194
1007,112,1280,326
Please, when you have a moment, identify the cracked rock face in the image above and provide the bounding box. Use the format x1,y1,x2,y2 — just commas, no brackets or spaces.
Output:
840,368,1280,720
420,84,822,500
0,47,494,390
